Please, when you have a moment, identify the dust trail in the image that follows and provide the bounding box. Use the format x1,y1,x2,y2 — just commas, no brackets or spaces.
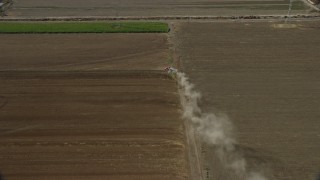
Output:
177,72,268,180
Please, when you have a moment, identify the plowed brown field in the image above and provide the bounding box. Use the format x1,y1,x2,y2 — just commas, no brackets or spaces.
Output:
0,34,168,71
0,34,188,179
174,20,320,180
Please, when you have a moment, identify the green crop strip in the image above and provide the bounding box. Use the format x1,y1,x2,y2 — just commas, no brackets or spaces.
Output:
0,22,169,33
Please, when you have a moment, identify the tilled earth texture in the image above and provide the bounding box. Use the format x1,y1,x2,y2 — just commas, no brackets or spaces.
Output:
174,21,320,180
0,34,168,71
0,34,188,179
5,0,314,18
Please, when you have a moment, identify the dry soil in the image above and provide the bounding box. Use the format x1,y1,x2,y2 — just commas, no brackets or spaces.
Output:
174,20,320,180
0,34,188,180
5,0,312,18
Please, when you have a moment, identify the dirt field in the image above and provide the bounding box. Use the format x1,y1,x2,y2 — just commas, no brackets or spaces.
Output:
1,1,320,178
174,20,320,180
0,34,168,71
5,0,312,18
0,34,188,179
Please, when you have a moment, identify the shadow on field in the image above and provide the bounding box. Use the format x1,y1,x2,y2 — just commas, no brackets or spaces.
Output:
0,172,4,180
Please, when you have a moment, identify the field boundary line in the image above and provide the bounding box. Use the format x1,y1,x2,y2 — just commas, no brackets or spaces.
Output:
0,14,320,21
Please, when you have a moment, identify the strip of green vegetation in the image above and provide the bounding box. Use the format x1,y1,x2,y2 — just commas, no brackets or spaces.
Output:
0,22,169,33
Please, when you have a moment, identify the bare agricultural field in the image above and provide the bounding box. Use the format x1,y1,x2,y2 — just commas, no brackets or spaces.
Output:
0,72,187,180
0,33,168,71
174,20,320,180
0,34,188,179
5,0,312,18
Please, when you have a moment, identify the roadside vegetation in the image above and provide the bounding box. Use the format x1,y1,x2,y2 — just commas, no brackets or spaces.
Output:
0,22,169,33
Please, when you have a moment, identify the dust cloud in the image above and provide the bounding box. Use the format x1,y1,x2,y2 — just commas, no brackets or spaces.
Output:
177,72,268,180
